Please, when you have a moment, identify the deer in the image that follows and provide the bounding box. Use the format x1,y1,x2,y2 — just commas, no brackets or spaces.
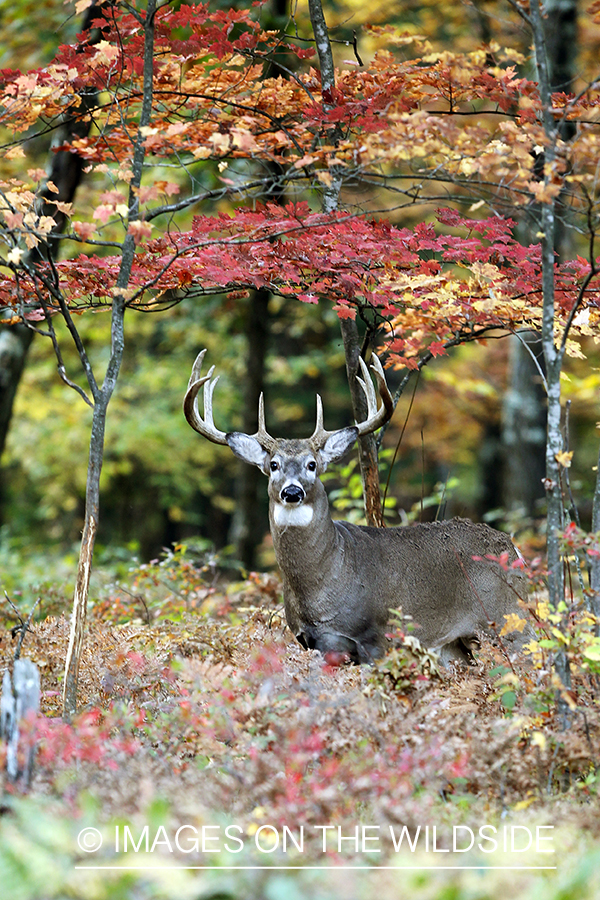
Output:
184,349,530,666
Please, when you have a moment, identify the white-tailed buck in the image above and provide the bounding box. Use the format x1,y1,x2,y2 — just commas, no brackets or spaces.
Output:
184,350,529,665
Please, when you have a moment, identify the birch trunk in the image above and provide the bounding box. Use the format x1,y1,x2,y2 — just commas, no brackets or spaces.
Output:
307,0,385,526
63,0,157,715
530,0,571,693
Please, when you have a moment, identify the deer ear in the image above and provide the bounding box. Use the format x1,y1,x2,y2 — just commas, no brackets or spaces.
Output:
318,427,358,470
226,433,269,473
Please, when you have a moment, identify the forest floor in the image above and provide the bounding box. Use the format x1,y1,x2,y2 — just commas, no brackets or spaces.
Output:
1,546,599,900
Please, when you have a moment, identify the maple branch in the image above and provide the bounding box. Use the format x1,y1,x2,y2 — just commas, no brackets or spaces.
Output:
41,321,95,408
143,175,301,223
241,50,319,106
33,278,95,407
14,254,101,402
151,90,307,156
513,329,548,394
503,0,533,28
559,223,598,356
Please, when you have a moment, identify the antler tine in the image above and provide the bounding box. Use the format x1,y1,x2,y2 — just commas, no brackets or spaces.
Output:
355,352,395,436
309,394,339,451
256,392,277,451
356,356,378,418
183,350,229,445
315,394,324,433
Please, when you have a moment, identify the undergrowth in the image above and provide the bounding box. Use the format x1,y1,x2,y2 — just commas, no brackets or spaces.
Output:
1,542,600,900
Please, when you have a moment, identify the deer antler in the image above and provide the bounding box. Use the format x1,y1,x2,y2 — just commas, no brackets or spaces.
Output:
254,392,278,452
184,350,277,451
184,350,229,444
308,394,341,451
355,353,394,436
309,352,394,450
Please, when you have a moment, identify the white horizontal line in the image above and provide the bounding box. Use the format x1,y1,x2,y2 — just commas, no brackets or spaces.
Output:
74,865,558,871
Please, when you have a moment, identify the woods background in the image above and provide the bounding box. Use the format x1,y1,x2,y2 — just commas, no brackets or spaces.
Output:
2,0,600,898
0,0,598,578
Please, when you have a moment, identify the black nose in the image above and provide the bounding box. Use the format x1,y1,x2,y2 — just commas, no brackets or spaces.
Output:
281,484,305,504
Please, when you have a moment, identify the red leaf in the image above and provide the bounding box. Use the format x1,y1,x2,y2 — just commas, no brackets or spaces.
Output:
429,341,447,358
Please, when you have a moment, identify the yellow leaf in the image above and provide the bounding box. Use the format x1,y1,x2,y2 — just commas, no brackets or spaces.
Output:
513,796,536,811
500,613,527,635
316,171,333,186
531,731,546,750
555,450,573,467
535,600,550,621
37,215,56,233
208,133,231,154
564,338,586,359
7,247,24,264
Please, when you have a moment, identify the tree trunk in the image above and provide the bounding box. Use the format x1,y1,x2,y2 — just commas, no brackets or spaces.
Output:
591,444,600,634
1,659,40,787
501,332,547,517
307,0,384,526
230,0,287,565
62,0,156,716
231,289,270,569
0,326,34,464
62,399,107,715
530,0,571,697
340,318,384,526
500,0,577,523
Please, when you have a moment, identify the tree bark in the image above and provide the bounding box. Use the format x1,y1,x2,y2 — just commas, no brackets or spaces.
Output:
1,659,40,786
230,0,287,565
339,318,384,526
500,0,577,524
63,0,156,716
529,0,571,696
0,326,34,465
591,443,600,633
231,289,270,569
307,0,384,526
501,332,547,517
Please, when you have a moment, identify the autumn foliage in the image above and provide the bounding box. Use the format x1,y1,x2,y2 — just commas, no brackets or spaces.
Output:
1,0,599,366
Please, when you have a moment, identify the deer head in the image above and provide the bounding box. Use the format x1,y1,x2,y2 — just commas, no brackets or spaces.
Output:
183,349,394,526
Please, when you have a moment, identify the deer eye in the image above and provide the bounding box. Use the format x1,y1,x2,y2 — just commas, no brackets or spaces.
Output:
270,460,279,472
307,460,317,472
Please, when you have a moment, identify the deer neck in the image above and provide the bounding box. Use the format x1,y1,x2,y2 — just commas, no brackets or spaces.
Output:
270,482,339,580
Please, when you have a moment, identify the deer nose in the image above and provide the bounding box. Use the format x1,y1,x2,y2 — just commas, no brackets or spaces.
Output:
281,484,305,504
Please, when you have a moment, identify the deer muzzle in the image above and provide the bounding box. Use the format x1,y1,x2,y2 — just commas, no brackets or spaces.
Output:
280,483,305,504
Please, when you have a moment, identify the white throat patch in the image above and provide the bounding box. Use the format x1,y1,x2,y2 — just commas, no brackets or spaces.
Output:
273,503,314,527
